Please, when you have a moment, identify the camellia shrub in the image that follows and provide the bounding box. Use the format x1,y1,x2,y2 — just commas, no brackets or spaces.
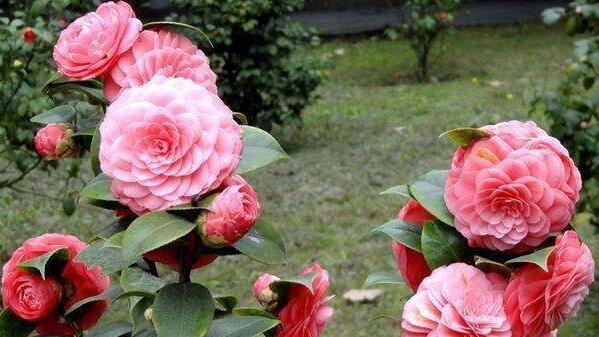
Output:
0,0,97,213
168,0,326,129
368,121,595,337
532,0,599,226
398,0,461,81
0,2,334,337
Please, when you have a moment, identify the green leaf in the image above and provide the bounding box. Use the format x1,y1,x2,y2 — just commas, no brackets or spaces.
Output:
41,71,64,92
439,127,491,148
143,21,213,48
233,221,286,265
47,82,107,105
372,219,422,252
380,184,412,198
85,322,133,337
120,267,165,295
72,126,97,137
270,273,317,296
131,297,155,335
233,308,277,320
81,174,116,201
237,126,288,174
153,283,215,337
205,315,280,337
90,127,101,176
421,221,468,269
506,246,555,272
122,212,197,265
408,170,454,226
0,309,35,337
214,296,238,312
30,105,76,124
76,240,127,275
18,247,69,279
363,271,404,288
65,293,108,320
474,256,512,277
29,0,49,17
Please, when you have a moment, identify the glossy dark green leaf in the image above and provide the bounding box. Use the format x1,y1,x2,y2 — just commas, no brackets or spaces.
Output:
30,105,75,124
363,271,404,288
120,267,165,295
0,309,35,337
474,256,512,277
408,170,454,226
505,246,555,272
131,297,155,335
81,173,116,201
153,283,215,337
270,273,316,297
380,184,412,198
233,221,286,265
47,82,107,105
85,322,133,337
65,293,108,320
236,126,288,174
440,127,491,148
122,212,197,265
214,296,238,312
421,221,468,269
372,219,422,252
205,315,280,337
232,308,277,320
76,239,127,275
18,247,69,279
90,127,101,176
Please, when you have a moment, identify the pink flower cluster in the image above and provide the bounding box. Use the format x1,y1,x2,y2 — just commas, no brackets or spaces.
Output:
1,234,110,336
253,264,334,337
390,121,594,337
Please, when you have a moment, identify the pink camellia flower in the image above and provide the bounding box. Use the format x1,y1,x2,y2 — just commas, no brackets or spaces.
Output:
445,121,582,252
34,124,76,160
201,176,260,247
392,200,434,291
401,263,511,337
22,27,37,44
504,231,595,337
253,273,280,308
53,1,142,80
2,273,62,322
104,29,218,102
99,76,242,214
276,264,334,337
1,234,110,335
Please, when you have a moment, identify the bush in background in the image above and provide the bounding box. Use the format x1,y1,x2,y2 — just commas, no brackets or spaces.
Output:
397,0,462,81
533,1,599,226
169,0,327,129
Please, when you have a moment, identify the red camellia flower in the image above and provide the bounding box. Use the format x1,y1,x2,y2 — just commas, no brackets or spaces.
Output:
445,121,582,252
34,124,76,160
22,27,37,44
1,234,110,335
201,176,260,248
391,200,434,291
53,1,142,80
504,231,595,337
276,264,334,337
104,29,218,102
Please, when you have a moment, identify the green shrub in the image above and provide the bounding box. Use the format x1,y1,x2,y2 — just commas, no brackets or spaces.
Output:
169,0,327,129
0,0,93,204
398,0,462,81
532,1,599,226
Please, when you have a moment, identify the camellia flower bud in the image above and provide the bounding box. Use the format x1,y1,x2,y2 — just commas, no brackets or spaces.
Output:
34,124,76,160
201,178,260,248
22,27,37,44
253,273,280,308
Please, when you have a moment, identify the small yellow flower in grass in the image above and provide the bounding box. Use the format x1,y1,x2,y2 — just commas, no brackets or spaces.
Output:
506,93,514,101
13,59,23,68
471,77,479,84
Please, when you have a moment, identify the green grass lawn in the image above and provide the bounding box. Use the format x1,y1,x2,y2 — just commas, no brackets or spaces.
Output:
1,22,598,336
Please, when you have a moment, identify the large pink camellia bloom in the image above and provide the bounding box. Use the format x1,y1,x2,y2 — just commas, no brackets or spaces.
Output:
104,29,218,102
201,175,260,247
401,263,511,337
53,1,142,80
445,121,581,252
99,76,242,214
1,234,110,335
504,231,595,337
277,264,334,337
391,200,434,292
